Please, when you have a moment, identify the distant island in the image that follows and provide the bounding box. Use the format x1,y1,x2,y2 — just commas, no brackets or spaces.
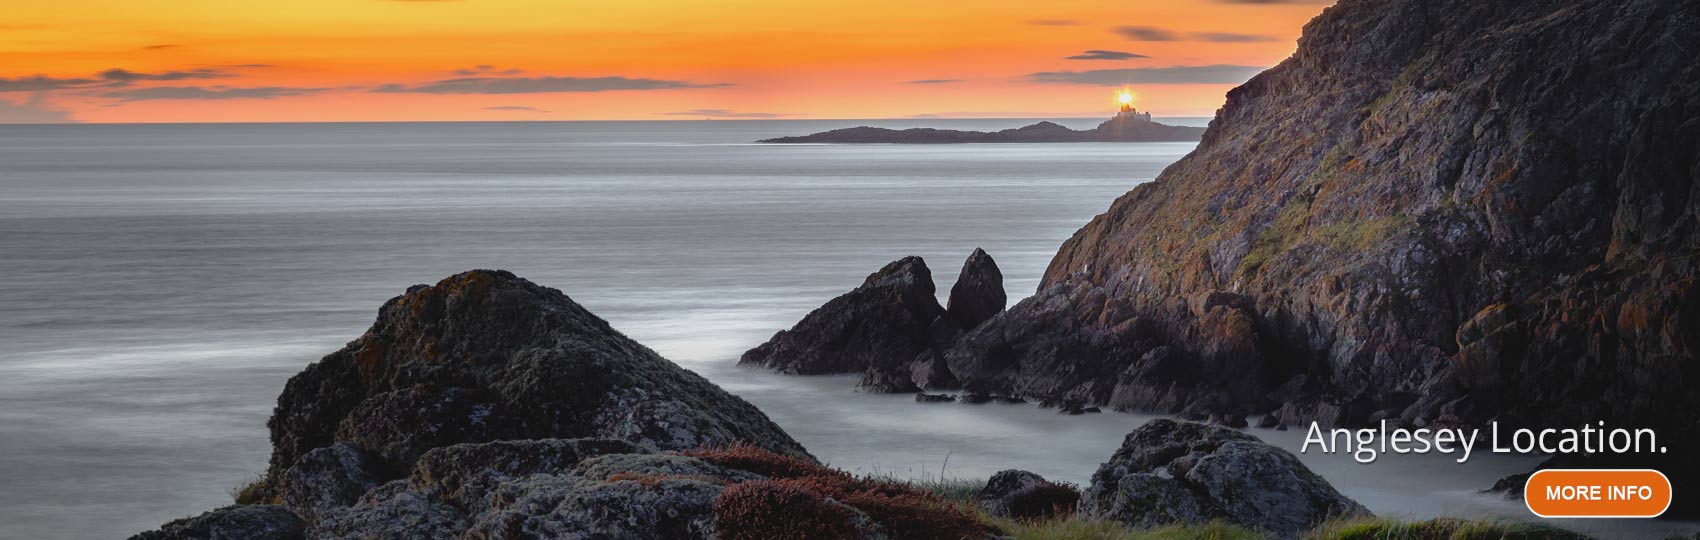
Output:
758,105,1205,144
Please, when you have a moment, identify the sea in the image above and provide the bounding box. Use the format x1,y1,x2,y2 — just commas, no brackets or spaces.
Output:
0,119,1689,539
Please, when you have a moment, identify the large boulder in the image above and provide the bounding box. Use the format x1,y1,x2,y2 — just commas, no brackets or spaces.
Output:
259,269,808,504
128,505,304,540
1082,419,1367,538
946,248,1006,330
740,256,944,381
742,251,1009,393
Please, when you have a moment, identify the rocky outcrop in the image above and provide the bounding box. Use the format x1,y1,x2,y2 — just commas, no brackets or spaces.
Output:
740,257,943,385
947,248,1006,330
251,269,805,510
129,505,304,540
939,0,1700,498
741,251,1008,393
1082,420,1367,538
757,115,1204,144
135,270,1008,540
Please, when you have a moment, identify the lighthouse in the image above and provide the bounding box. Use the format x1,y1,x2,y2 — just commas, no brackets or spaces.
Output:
1115,90,1152,122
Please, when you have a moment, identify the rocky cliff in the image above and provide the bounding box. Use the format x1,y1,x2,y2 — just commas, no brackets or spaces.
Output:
946,0,1699,510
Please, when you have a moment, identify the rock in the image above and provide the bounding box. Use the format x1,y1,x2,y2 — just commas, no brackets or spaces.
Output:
1213,414,1249,429
960,393,995,404
946,248,1006,330
975,470,1081,520
408,438,640,512
992,396,1027,405
915,393,957,403
1082,419,1368,537
277,443,384,522
1256,413,1280,429
261,270,808,503
740,257,944,382
129,505,304,540
909,352,958,390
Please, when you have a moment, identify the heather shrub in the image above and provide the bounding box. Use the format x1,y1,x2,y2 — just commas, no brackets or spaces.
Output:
685,443,846,480
842,490,998,540
1003,481,1082,520
714,480,861,540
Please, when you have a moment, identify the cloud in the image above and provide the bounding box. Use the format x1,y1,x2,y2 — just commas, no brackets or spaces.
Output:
0,94,75,123
1026,19,1081,26
0,67,237,93
907,79,962,84
1114,26,1282,43
1191,32,1280,43
1065,50,1148,61
1113,26,1180,41
661,109,792,119
454,65,524,76
104,85,326,101
0,75,99,92
1027,64,1266,85
99,68,231,84
484,105,550,113
375,75,727,94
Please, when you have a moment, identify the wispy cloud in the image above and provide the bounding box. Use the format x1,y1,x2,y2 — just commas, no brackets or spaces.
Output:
1192,32,1280,43
0,75,99,92
375,75,728,94
1065,50,1148,61
1026,19,1081,26
1114,26,1281,43
98,68,231,84
663,108,795,118
0,94,76,123
907,79,962,84
104,86,326,101
1027,64,1266,85
0,68,236,93
454,65,524,76
1113,26,1179,41
484,105,550,113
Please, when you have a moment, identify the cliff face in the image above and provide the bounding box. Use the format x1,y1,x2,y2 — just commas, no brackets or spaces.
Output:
958,0,1699,435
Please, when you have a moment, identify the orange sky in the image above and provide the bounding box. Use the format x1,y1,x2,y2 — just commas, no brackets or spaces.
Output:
0,0,1333,123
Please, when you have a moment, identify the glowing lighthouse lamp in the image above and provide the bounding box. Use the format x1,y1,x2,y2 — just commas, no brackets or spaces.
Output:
1115,90,1151,121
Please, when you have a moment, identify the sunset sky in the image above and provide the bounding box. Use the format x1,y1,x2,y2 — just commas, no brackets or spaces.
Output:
0,0,1333,123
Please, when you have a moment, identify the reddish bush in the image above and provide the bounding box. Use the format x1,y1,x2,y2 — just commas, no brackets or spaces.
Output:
840,491,996,540
713,480,861,540
685,443,846,480
1002,481,1081,520
697,444,998,540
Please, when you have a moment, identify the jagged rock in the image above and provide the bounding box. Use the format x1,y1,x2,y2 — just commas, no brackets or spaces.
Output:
744,251,1010,394
946,248,1006,330
1256,413,1280,429
740,256,944,379
408,438,639,512
278,443,383,522
1082,420,1367,538
310,482,467,540
975,470,1081,520
129,505,304,540
261,269,808,503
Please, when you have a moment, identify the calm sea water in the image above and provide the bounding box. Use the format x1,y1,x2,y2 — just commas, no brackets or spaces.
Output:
0,119,1687,539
